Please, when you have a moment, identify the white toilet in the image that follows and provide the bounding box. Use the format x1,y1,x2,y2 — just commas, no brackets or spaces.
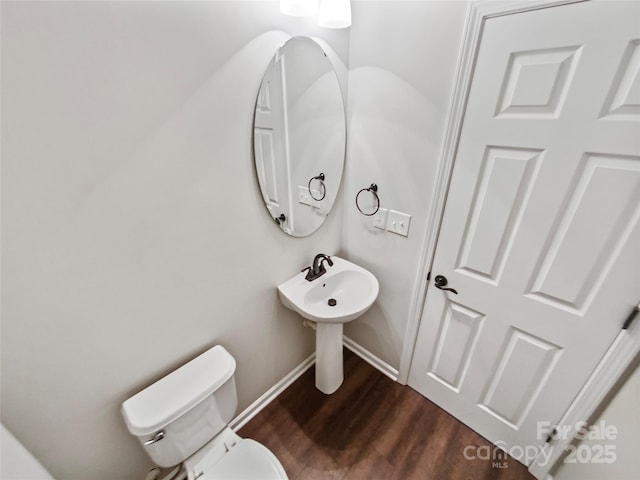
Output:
121,345,288,480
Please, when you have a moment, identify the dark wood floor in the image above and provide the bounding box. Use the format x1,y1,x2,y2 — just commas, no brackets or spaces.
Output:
240,350,535,480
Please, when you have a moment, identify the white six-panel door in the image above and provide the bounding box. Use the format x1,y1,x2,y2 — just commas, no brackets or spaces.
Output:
408,0,640,464
254,54,292,231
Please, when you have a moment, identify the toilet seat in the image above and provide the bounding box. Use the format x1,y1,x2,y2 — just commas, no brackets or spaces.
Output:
187,437,287,480
201,439,287,480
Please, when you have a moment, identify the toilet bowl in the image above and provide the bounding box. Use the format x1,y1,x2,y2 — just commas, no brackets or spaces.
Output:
121,346,287,480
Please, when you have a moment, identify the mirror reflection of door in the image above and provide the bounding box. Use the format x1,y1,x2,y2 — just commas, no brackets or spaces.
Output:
253,37,346,237
254,51,293,234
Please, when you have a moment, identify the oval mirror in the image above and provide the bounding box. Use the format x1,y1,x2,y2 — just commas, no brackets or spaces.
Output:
253,37,346,237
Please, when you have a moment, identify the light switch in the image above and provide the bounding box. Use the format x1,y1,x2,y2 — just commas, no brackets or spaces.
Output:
373,208,388,229
298,186,311,206
386,210,411,237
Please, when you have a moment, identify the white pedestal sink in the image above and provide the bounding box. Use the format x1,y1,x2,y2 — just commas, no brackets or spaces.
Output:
277,256,379,394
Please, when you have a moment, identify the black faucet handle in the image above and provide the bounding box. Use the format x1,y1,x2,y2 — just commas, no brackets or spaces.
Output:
303,264,324,282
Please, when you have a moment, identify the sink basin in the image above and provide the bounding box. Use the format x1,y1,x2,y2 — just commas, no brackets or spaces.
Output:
278,256,379,324
278,256,379,394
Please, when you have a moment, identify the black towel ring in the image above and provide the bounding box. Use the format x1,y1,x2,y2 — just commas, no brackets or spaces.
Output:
308,173,326,201
356,184,380,216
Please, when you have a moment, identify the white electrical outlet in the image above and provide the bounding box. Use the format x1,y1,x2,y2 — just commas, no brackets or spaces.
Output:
386,210,411,237
298,186,311,206
373,208,388,229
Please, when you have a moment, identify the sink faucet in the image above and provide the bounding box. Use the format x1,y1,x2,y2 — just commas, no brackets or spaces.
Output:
302,254,334,281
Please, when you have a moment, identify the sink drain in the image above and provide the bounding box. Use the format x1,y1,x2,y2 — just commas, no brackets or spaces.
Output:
328,298,337,307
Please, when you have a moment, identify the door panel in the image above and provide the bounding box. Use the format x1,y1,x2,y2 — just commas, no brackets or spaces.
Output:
409,0,640,464
496,46,582,119
601,39,640,120
429,301,485,392
528,153,640,312
478,328,560,431
254,56,291,230
457,146,543,284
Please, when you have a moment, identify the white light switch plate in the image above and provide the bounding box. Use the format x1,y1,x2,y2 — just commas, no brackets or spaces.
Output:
373,208,388,229
298,186,311,206
387,210,411,237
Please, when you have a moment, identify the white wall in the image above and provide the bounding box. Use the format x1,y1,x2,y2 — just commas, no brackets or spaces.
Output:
343,0,469,368
0,2,348,479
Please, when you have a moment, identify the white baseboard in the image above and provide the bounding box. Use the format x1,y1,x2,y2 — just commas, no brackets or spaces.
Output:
230,339,398,432
229,353,316,431
343,336,399,382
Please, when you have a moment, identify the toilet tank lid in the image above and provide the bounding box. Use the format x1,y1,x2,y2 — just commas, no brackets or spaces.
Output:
121,345,236,436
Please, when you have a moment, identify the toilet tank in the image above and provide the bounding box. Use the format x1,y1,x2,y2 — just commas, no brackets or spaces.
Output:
121,345,237,467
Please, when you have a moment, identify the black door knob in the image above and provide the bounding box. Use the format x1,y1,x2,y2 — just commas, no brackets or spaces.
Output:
434,275,458,294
